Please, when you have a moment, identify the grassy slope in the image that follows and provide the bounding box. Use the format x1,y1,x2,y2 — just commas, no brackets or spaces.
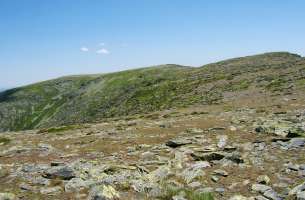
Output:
0,52,304,131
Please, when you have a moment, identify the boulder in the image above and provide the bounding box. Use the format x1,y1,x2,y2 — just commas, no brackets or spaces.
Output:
43,166,75,180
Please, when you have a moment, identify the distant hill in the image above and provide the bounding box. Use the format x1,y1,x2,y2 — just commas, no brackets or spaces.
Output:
0,52,304,131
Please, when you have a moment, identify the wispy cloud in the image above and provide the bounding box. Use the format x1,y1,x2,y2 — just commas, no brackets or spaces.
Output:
96,48,110,55
99,42,105,46
80,47,89,52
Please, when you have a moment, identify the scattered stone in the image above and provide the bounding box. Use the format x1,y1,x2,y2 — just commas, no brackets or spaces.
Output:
165,139,191,148
213,169,229,177
289,138,305,148
190,161,211,170
251,184,272,193
263,189,282,200
257,175,271,184
40,186,62,195
289,181,305,196
211,176,219,182
191,152,225,162
43,166,75,180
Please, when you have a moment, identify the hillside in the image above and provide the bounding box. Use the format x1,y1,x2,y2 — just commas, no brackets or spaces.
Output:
1,52,305,199
0,52,304,131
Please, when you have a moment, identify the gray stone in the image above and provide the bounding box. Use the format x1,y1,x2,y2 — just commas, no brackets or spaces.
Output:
43,166,75,180
251,184,272,193
40,186,62,195
263,189,282,200
289,182,305,195
297,191,305,200
190,161,211,170
166,139,192,148
213,169,229,177
65,178,93,192
289,138,305,148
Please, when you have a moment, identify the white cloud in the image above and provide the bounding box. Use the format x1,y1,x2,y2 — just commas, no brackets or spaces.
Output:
80,47,89,52
96,48,110,55
99,42,105,46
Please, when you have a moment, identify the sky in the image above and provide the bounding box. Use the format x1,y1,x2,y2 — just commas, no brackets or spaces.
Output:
1,0,305,88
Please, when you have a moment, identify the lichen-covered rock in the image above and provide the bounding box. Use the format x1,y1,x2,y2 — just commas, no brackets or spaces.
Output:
88,185,120,200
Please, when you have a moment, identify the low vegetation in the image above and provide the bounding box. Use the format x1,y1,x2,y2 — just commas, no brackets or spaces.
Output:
0,52,304,131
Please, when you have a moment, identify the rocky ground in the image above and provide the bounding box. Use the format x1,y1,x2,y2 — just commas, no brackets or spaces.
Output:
1,90,305,200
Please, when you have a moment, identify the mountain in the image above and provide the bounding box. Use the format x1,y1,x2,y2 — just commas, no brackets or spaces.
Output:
1,52,305,200
0,52,304,131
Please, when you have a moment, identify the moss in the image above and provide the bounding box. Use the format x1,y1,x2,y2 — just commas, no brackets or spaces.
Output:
0,137,11,145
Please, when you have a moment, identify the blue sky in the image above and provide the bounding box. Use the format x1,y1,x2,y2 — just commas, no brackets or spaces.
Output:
1,0,305,88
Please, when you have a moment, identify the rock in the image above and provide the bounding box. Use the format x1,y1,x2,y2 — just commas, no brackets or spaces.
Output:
65,178,93,192
229,126,237,131
255,196,269,200
254,120,304,138
172,195,187,200
149,166,171,181
263,189,282,200
297,191,305,200
286,162,299,171
40,186,62,195
141,151,156,160
191,152,225,162
43,166,75,180
0,193,16,200
226,153,244,164
50,161,65,167
88,185,120,200
257,175,270,184
211,176,219,182
289,181,305,195
165,139,191,148
19,183,34,191
251,184,272,193
181,168,205,184
217,135,228,149
190,161,211,170
188,181,201,188
213,169,229,177
215,187,225,193
289,138,305,148
229,195,248,200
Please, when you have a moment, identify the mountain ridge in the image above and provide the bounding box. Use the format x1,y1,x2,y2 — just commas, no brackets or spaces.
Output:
1,52,304,131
